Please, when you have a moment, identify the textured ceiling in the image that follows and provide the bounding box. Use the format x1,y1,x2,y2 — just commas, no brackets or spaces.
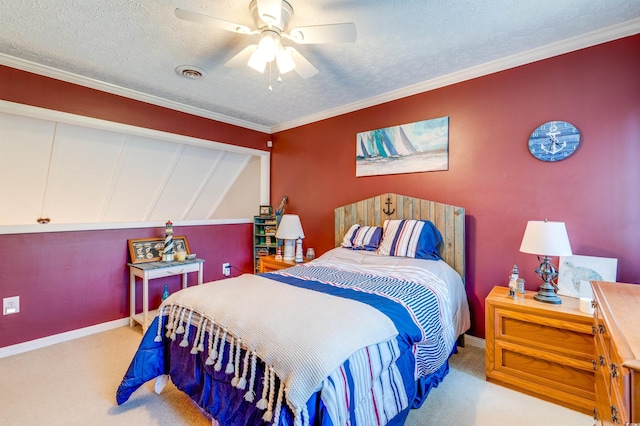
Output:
1,0,639,133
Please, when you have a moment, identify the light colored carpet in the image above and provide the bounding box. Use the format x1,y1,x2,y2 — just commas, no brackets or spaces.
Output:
0,326,592,425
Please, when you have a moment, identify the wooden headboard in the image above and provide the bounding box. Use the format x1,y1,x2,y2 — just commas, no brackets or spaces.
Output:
335,193,465,282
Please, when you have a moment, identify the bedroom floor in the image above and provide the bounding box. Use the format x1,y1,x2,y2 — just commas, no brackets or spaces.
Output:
0,326,591,425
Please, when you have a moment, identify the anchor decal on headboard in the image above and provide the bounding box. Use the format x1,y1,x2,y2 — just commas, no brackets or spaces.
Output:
383,197,395,216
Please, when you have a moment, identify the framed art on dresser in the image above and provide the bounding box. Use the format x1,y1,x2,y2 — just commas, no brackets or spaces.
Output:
557,255,617,298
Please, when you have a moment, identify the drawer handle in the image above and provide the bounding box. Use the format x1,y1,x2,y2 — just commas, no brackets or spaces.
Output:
592,359,597,371
593,407,598,421
592,325,597,335
599,355,605,367
610,405,618,424
591,300,597,309
166,269,185,275
610,363,618,378
598,324,606,334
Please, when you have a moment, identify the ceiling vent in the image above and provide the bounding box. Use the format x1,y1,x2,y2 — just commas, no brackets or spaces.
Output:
175,65,207,79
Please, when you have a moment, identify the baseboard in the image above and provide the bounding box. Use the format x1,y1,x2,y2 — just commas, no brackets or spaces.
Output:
0,317,130,359
464,333,486,349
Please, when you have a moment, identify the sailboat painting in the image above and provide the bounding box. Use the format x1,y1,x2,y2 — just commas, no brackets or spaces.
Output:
356,116,449,177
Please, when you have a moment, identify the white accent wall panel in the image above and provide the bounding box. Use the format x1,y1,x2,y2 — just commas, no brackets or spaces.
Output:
0,108,263,227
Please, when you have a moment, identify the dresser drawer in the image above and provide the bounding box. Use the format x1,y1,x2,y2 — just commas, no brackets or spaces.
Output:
495,307,593,359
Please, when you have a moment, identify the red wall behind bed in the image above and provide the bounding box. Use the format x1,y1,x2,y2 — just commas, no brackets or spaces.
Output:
270,34,640,338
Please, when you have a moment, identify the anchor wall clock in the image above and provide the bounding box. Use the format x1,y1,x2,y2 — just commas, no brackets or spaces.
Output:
528,121,580,162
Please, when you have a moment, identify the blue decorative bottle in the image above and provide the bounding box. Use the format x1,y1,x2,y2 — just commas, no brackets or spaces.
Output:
161,284,170,301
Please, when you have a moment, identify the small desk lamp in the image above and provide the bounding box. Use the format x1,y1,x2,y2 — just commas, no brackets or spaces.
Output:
519,219,572,304
275,214,305,262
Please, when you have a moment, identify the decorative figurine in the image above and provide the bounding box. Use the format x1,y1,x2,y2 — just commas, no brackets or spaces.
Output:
163,220,174,262
508,263,519,297
295,237,304,263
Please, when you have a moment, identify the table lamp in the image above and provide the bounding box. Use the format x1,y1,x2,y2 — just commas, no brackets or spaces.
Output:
275,214,305,262
519,219,572,304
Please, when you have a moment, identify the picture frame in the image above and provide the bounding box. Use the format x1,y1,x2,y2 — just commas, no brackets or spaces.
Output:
128,236,191,264
259,205,273,216
557,255,617,299
356,116,449,177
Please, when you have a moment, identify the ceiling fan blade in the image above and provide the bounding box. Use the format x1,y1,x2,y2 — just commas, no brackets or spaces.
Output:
175,8,253,34
286,47,318,79
224,45,258,68
256,0,281,26
286,23,356,44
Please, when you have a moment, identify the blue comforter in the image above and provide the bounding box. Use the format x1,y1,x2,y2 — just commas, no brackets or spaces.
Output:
116,266,456,425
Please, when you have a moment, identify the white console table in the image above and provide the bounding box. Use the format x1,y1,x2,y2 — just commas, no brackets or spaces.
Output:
128,258,205,332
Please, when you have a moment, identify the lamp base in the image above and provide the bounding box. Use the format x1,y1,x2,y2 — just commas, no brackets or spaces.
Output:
534,282,562,304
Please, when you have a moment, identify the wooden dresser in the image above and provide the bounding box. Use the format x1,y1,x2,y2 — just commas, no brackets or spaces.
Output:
485,286,595,414
592,281,640,425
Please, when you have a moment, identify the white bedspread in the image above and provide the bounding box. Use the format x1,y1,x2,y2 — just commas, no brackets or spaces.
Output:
160,273,398,420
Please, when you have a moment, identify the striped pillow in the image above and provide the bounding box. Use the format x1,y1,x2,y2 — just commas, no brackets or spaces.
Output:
341,224,383,251
377,219,443,260
351,225,383,251
341,224,361,248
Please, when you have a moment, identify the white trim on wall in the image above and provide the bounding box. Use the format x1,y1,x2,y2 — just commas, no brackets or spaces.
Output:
0,317,130,359
0,218,253,235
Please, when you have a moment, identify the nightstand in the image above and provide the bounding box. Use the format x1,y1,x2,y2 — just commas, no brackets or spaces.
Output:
485,285,595,414
258,254,308,273
128,258,204,332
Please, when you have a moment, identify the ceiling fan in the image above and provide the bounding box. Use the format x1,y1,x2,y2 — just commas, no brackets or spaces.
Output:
175,0,356,80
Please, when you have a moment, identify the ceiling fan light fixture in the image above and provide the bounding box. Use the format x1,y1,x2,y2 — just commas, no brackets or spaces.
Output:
247,49,267,73
256,30,279,62
276,46,295,74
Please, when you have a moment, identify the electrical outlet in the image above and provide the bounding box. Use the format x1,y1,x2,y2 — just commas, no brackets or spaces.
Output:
3,296,20,315
222,263,230,277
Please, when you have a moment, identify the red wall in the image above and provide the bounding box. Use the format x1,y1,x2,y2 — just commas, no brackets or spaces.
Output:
0,224,253,347
270,35,640,338
0,66,270,151
0,67,266,348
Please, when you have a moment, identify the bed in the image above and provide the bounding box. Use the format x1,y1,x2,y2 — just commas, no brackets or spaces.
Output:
116,193,470,425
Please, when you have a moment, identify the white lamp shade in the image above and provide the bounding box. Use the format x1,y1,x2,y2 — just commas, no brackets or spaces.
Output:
276,46,295,74
275,214,305,240
519,220,572,256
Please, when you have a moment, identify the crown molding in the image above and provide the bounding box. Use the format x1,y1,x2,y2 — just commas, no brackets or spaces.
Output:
270,18,640,133
0,53,270,134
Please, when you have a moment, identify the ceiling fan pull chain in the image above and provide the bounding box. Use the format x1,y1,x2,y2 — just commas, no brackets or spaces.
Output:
268,62,273,91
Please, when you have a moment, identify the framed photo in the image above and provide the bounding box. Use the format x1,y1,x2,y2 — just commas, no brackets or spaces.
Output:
128,236,191,264
259,205,273,216
557,255,617,299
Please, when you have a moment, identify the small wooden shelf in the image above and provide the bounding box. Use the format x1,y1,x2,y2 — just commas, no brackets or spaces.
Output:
253,215,279,273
